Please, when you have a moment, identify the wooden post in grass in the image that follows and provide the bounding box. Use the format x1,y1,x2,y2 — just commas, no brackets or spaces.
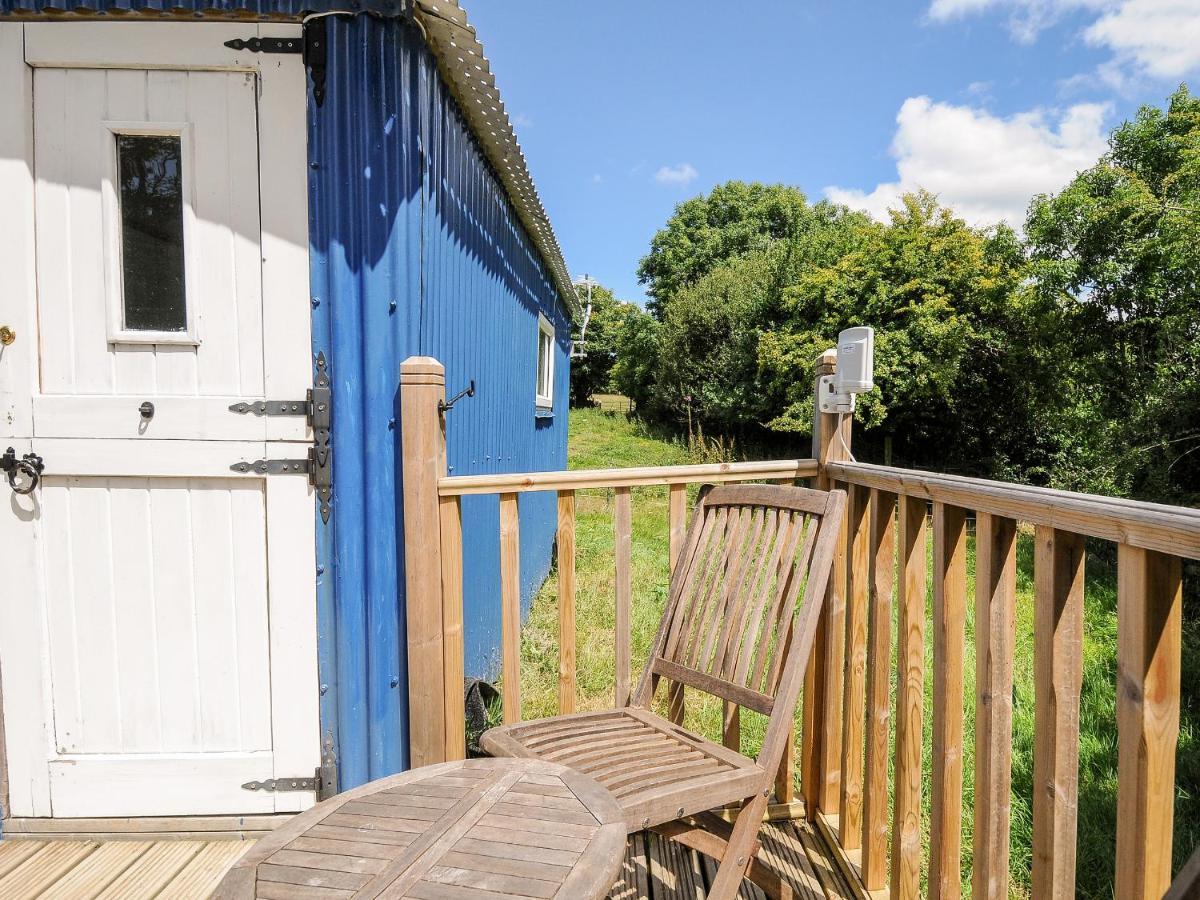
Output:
401,357,462,767
803,349,849,819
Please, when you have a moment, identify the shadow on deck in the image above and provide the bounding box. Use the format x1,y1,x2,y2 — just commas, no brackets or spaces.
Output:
0,819,853,899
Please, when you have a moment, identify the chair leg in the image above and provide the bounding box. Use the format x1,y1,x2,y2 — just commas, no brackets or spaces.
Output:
706,792,771,900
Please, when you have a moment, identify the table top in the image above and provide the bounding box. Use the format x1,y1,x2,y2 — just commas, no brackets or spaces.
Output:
214,757,627,900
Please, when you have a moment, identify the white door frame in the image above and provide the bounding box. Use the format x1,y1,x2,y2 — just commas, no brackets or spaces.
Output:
0,21,319,818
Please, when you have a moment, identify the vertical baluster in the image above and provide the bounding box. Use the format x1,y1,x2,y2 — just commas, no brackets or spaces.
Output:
1115,545,1182,899
557,490,576,715
668,483,687,725
1031,527,1084,899
773,478,796,807
972,513,1017,899
891,494,926,900
439,494,465,760
839,483,870,849
615,486,633,708
862,489,896,890
930,502,967,900
499,492,521,724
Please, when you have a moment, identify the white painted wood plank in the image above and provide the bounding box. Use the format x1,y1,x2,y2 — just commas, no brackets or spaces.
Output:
192,487,244,752
0,436,53,815
65,482,124,752
33,438,312,477
48,753,277,817
30,66,75,395
265,474,320,814
231,484,273,752
41,479,85,756
23,22,267,70
256,24,312,444
66,68,116,396
150,480,203,752
110,482,166,752
224,69,266,399
32,395,307,441
0,23,39,438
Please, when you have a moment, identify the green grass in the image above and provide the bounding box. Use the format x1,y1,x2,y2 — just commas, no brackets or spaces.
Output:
518,406,1196,898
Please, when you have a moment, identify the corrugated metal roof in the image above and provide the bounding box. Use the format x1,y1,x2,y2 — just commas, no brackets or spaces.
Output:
410,1,580,319
0,0,581,318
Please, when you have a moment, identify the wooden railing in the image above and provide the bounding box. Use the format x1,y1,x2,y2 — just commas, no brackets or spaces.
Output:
398,355,816,804
399,353,1198,899
805,402,1199,896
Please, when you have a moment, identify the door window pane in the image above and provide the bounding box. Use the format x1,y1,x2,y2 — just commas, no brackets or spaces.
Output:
117,134,187,332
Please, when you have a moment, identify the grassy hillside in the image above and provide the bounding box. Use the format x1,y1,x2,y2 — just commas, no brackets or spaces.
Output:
517,405,1194,898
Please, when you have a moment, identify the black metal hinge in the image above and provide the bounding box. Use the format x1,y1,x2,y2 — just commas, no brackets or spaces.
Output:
229,353,333,523
223,36,302,54
223,23,328,107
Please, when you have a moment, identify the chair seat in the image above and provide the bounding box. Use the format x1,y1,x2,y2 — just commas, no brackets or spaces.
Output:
481,707,766,831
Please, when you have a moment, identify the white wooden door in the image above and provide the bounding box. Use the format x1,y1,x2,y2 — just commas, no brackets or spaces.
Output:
0,23,319,818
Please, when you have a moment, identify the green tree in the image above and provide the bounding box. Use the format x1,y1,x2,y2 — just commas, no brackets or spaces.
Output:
610,306,660,412
1026,84,1200,503
636,182,816,314
568,284,641,407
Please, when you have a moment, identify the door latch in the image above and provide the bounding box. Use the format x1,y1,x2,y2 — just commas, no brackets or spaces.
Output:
2,447,44,495
229,353,333,522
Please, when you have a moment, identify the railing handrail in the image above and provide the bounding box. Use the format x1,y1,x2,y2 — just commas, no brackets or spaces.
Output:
826,460,1200,559
438,459,818,496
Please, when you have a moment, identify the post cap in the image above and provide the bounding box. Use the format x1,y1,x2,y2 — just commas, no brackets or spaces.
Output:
400,356,445,381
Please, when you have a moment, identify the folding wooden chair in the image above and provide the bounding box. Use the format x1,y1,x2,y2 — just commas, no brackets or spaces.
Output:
483,483,847,899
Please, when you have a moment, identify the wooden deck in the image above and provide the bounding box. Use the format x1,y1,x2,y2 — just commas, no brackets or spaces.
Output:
0,820,852,899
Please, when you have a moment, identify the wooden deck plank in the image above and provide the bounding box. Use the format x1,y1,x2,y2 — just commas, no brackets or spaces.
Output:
0,814,852,900
158,841,252,898
93,840,206,899
0,840,98,898
31,841,149,899
0,842,43,881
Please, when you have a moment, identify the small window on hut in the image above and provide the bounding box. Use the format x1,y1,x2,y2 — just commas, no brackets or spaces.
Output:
536,314,555,409
105,126,196,343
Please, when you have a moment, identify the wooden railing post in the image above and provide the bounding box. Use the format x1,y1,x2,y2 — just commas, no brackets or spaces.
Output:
891,494,926,900
930,501,967,900
1115,545,1183,899
1032,527,1084,899
839,483,870,848
614,486,633,708
804,349,849,819
667,484,688,725
499,492,521,723
862,488,896,891
973,512,1017,899
557,490,577,714
400,356,454,768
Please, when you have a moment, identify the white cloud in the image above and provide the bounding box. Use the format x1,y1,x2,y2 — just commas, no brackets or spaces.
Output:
927,0,1200,78
1085,0,1200,79
511,112,533,128
653,162,699,187
824,96,1109,228
591,173,604,184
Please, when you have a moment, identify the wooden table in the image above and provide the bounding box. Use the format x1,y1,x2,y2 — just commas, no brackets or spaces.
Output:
214,757,627,899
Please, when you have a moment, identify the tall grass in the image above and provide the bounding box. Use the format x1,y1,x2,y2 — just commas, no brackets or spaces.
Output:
518,406,1197,898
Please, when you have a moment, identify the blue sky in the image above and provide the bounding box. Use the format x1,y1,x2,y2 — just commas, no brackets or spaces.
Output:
467,0,1200,306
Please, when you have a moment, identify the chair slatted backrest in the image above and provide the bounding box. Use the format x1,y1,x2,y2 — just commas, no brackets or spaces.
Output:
633,484,846,767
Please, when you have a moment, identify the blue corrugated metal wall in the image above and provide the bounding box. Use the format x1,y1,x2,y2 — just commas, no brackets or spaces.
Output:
308,14,570,790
